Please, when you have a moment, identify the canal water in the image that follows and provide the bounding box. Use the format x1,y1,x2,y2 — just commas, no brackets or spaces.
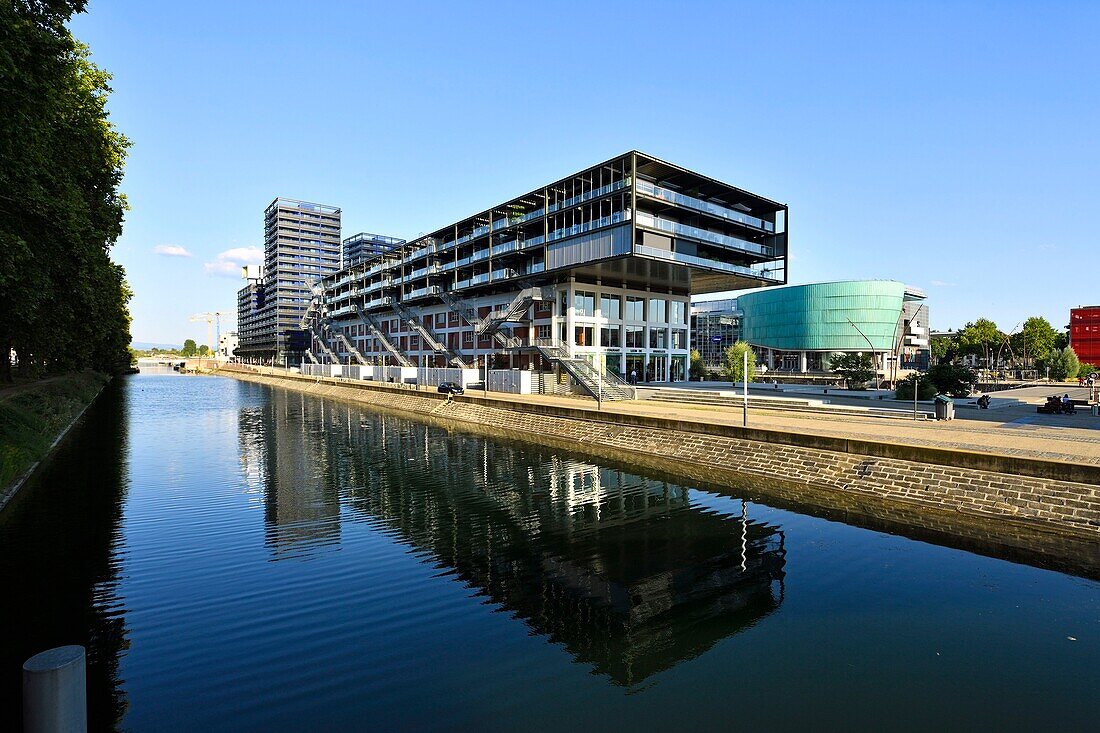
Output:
1,371,1097,731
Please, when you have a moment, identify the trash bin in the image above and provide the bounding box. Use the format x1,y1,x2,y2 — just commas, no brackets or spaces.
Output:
1092,404,1099,417
934,394,954,420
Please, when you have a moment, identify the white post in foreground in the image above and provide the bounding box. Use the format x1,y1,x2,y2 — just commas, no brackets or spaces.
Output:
742,348,748,427
23,645,87,733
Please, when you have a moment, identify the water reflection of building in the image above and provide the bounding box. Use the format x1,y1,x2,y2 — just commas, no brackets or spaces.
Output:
301,400,787,686
237,387,342,558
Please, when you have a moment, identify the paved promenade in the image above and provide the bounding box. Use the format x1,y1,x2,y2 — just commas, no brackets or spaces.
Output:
471,388,1100,467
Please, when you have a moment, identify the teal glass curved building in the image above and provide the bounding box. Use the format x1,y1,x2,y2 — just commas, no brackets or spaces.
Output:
694,280,929,378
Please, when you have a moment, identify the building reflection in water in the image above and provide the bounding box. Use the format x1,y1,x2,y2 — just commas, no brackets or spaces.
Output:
238,389,342,558
244,388,786,686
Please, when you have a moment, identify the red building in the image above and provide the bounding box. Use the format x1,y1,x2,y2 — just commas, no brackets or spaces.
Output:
1070,306,1100,365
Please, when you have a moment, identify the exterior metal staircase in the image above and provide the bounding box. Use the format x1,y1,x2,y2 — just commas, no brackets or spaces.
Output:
391,298,470,368
308,323,339,363
351,304,413,367
329,327,368,365
475,285,554,337
534,341,635,401
438,290,522,350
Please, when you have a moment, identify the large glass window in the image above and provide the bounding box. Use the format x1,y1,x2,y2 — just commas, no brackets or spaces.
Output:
649,298,667,323
600,294,621,321
625,325,645,348
559,290,568,316
574,325,594,347
625,296,646,322
574,290,596,317
649,327,667,349
537,324,551,340
670,301,686,325
601,326,621,348
671,329,688,349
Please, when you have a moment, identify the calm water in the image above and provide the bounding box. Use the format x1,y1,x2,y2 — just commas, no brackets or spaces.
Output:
1,371,1098,731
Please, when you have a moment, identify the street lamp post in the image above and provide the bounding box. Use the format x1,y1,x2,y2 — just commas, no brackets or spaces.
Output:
846,317,880,391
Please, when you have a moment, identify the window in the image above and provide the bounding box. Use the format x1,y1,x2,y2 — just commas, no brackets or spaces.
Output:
670,301,686,325
463,331,474,347
601,326,621,348
649,298,667,323
559,290,568,316
650,328,667,348
625,325,645,348
537,324,551,340
574,290,595,317
625,296,646,321
574,326,594,347
671,329,687,349
600,294,621,321
559,322,567,343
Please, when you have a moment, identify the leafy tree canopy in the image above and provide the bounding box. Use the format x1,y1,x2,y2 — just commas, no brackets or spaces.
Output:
829,353,874,389
721,342,756,384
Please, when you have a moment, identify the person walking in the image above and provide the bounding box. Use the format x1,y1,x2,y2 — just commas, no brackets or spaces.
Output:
629,368,637,386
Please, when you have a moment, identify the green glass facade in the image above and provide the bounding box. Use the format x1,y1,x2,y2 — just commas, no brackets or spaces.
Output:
737,281,908,351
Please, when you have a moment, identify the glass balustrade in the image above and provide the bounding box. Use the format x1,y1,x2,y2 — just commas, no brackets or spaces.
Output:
635,180,775,232
634,244,780,280
634,212,772,257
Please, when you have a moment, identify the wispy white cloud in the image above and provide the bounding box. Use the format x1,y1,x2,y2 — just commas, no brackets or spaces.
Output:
203,246,264,278
215,246,263,264
203,261,242,277
154,244,192,257
929,279,956,287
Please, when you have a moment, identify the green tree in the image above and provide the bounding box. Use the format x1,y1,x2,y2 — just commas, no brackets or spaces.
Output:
181,339,197,357
895,373,938,400
0,1,132,380
689,349,707,381
957,318,1002,367
1046,347,1080,381
1017,317,1058,367
930,333,958,365
198,344,211,357
829,353,874,389
721,342,756,384
926,363,977,397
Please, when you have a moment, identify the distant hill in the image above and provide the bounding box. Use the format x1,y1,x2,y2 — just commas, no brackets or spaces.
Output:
132,341,180,350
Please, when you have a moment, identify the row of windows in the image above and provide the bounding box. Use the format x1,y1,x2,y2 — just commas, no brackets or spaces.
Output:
568,291,687,324
569,324,688,349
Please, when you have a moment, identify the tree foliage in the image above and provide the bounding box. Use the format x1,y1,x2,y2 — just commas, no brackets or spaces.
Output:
829,353,874,389
721,342,756,384
1046,347,1080,381
180,339,197,357
689,349,707,381
0,1,132,380
926,363,977,397
1016,317,1058,367
894,373,939,400
957,318,1003,365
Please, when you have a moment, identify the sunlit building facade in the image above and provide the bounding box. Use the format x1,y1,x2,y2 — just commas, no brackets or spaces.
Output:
308,152,788,393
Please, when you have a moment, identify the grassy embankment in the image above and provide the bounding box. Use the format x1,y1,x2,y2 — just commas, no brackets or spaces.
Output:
0,371,109,492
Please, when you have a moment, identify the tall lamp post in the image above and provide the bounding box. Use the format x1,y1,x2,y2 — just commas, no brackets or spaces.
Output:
846,317,880,391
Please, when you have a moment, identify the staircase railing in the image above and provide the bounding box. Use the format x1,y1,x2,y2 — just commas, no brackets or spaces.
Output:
439,290,523,350
475,285,554,337
532,339,635,400
352,304,413,367
391,299,470,368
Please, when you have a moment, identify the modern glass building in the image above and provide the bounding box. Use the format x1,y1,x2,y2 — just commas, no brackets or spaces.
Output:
693,281,929,379
307,152,788,395
237,198,342,364
343,232,404,268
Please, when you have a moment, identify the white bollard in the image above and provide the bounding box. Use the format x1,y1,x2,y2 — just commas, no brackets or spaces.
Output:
23,645,87,733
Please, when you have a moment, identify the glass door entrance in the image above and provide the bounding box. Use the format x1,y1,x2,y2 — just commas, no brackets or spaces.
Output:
625,354,645,384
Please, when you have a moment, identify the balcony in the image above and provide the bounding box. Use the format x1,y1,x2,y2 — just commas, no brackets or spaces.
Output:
634,245,780,281
406,285,442,300
635,212,772,257
636,179,776,232
546,178,629,213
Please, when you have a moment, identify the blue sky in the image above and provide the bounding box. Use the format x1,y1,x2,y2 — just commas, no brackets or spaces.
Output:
70,0,1100,346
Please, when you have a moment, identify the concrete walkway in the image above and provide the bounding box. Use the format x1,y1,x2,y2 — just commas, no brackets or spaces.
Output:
471,389,1100,467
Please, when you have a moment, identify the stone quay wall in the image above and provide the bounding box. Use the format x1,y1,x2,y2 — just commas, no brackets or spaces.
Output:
218,366,1100,543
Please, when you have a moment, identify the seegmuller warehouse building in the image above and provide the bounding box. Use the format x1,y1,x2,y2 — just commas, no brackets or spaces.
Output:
295,151,789,393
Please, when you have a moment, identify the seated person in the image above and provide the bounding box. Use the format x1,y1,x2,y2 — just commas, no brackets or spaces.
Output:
1062,394,1075,414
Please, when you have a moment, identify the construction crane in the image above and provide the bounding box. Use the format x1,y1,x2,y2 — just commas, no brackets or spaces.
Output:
189,311,232,356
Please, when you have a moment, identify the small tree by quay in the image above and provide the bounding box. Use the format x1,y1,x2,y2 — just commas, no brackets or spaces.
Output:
1046,347,1080,381
894,373,938,400
721,342,756,384
926,363,978,397
829,353,874,389
180,339,197,357
689,349,707,381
